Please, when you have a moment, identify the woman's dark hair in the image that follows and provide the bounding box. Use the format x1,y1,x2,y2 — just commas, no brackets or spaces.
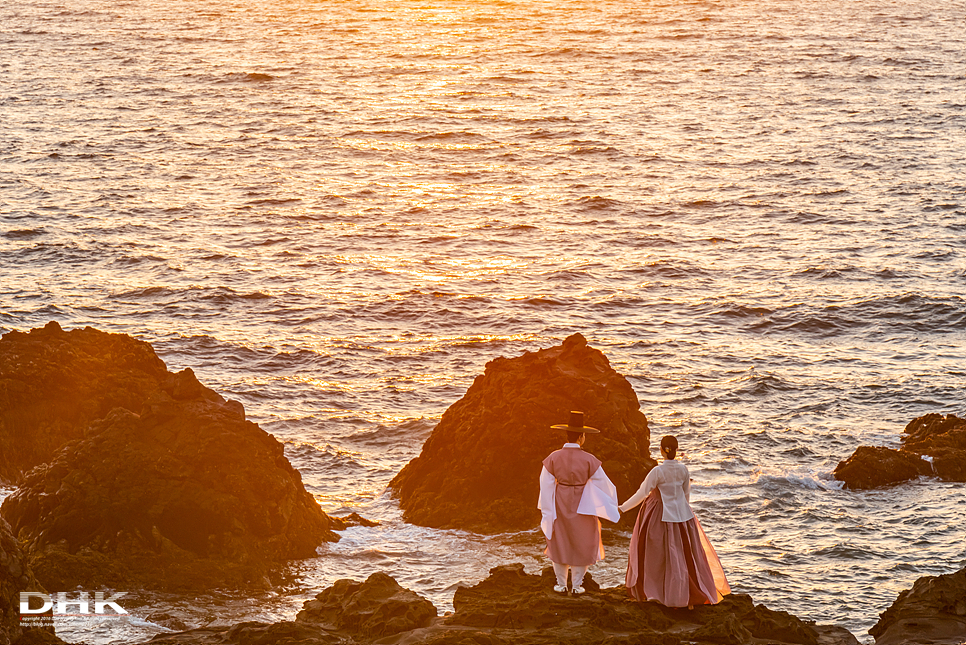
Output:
567,430,584,443
660,435,678,460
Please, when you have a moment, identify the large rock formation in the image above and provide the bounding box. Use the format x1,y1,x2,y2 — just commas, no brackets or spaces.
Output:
0,517,64,645
142,563,860,645
389,334,654,532
869,566,966,645
834,413,966,489
0,322,169,483
0,366,340,592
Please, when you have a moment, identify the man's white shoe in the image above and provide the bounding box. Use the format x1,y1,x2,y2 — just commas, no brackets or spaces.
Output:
553,585,568,594
571,586,585,595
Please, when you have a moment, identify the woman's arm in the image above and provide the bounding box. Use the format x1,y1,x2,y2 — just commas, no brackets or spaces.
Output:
618,465,660,513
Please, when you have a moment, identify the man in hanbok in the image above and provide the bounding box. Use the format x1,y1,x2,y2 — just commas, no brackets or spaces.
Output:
538,411,620,595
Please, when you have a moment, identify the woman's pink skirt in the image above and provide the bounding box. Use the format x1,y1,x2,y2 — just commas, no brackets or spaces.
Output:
625,489,730,607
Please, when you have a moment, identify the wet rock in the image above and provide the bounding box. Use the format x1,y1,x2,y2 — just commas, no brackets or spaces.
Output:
834,413,966,489
0,389,340,592
0,517,65,645
144,612,191,633
833,446,931,489
297,571,436,638
869,566,966,645
329,513,380,529
389,334,653,532
0,323,169,483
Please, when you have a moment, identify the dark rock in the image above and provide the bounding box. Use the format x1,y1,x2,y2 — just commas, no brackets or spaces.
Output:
869,566,966,645
902,413,966,482
834,413,966,489
0,324,169,483
903,413,966,449
389,334,653,532
689,594,824,645
688,612,752,644
812,625,866,645
832,446,931,490
139,565,857,645
0,393,339,592
329,513,380,529
1,516,68,645
447,564,668,634
146,621,341,645
144,612,190,633
296,571,436,638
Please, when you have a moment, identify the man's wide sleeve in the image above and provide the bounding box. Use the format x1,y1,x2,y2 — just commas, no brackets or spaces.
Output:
538,466,556,540
577,466,620,522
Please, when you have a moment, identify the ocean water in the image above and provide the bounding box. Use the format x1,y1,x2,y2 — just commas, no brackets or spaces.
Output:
1,0,965,642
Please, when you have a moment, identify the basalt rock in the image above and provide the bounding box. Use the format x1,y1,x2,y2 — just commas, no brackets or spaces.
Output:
0,369,340,592
832,446,931,490
142,563,858,645
389,334,654,533
296,571,437,638
0,517,66,645
869,566,966,645
833,413,966,489
0,322,169,483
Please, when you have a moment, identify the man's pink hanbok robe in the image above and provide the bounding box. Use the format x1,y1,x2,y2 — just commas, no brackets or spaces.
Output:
538,444,619,567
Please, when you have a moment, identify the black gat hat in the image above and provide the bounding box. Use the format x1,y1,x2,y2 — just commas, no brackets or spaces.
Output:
551,410,600,434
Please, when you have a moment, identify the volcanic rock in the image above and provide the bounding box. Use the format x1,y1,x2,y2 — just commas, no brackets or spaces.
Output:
832,446,931,490
141,563,859,645
0,322,169,483
833,413,966,489
0,370,340,592
1,517,66,645
389,334,654,532
296,571,437,638
869,566,966,645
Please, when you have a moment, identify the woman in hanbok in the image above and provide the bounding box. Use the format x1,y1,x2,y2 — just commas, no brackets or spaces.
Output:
618,435,730,608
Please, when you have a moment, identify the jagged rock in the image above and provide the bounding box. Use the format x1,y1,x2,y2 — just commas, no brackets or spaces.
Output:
869,566,966,645
137,565,857,645
0,517,65,645
297,571,436,638
902,414,966,481
0,322,169,483
329,513,380,529
0,374,340,592
688,612,752,644
834,413,966,489
833,446,931,489
389,334,653,532
446,563,672,640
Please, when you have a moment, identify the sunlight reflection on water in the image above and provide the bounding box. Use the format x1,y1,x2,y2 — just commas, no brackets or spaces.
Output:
2,0,964,642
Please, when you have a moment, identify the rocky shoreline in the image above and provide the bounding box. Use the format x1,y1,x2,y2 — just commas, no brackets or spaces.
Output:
143,563,862,645
1,324,964,645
